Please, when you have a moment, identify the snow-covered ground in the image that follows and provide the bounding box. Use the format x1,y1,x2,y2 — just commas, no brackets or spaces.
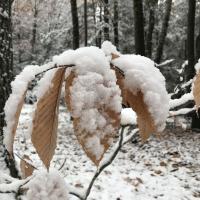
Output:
1,104,200,200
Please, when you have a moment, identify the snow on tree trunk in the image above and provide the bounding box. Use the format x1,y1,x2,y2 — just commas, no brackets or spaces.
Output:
0,0,20,178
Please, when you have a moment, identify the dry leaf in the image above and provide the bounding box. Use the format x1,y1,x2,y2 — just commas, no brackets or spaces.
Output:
65,70,120,165
31,68,65,169
193,72,200,110
8,92,26,155
20,155,34,179
112,64,157,141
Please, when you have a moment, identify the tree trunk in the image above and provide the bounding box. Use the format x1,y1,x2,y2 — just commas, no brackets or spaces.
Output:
185,0,196,80
146,0,158,58
96,3,102,47
0,0,19,178
155,0,172,63
84,0,88,46
196,15,200,61
113,0,119,48
185,0,199,131
31,0,38,57
70,0,79,49
103,0,109,41
133,0,145,56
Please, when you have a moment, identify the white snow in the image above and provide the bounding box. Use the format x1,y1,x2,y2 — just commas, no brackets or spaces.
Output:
102,42,169,132
101,41,120,61
36,68,58,99
195,59,200,74
156,59,174,67
5,104,199,200
3,63,54,152
53,46,122,161
25,170,68,200
169,92,193,109
121,108,137,125
169,107,195,116
85,135,104,161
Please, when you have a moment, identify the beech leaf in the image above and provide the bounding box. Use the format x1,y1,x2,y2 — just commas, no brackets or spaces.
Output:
31,68,65,169
112,62,157,141
193,72,200,110
20,155,34,179
65,70,120,166
7,92,26,155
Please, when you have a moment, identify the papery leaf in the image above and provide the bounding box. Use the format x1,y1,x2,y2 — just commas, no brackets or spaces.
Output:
6,92,26,155
193,72,200,110
126,90,156,140
20,155,34,179
31,68,65,169
112,61,157,141
65,70,120,166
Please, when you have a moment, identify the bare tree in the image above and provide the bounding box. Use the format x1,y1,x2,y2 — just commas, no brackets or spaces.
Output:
196,10,200,62
103,0,109,41
113,0,119,48
84,0,88,46
133,0,145,56
0,0,19,178
185,0,199,130
185,0,196,80
97,3,102,47
70,0,79,49
155,0,172,63
146,0,158,58
31,0,39,56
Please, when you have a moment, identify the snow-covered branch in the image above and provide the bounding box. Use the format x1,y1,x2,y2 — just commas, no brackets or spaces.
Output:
155,59,175,68
169,92,194,109
169,106,196,116
0,176,30,195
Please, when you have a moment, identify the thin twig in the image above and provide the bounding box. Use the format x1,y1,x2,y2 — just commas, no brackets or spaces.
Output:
14,153,37,170
83,126,125,199
69,126,139,200
35,64,74,78
58,158,67,171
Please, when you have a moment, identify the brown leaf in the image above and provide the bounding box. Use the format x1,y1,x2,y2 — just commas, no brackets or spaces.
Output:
8,92,26,155
127,90,157,141
193,72,200,110
20,155,34,179
31,68,65,169
65,70,120,166
112,65,157,141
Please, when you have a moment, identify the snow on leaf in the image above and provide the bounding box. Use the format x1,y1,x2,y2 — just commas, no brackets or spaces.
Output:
3,63,55,154
113,66,156,140
65,69,121,166
4,92,26,155
103,42,169,134
127,90,157,141
193,72,200,111
31,67,66,169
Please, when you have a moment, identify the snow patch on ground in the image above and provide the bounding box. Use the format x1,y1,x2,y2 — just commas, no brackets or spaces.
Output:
1,104,198,200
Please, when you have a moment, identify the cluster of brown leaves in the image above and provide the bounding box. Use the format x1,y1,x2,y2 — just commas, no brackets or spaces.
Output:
6,55,163,178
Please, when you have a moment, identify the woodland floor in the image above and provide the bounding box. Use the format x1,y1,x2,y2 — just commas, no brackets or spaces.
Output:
1,104,200,200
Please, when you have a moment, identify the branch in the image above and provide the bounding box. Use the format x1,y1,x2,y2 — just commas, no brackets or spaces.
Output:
169,106,196,116
35,64,74,78
169,92,194,110
0,177,30,195
155,59,175,68
69,126,139,200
